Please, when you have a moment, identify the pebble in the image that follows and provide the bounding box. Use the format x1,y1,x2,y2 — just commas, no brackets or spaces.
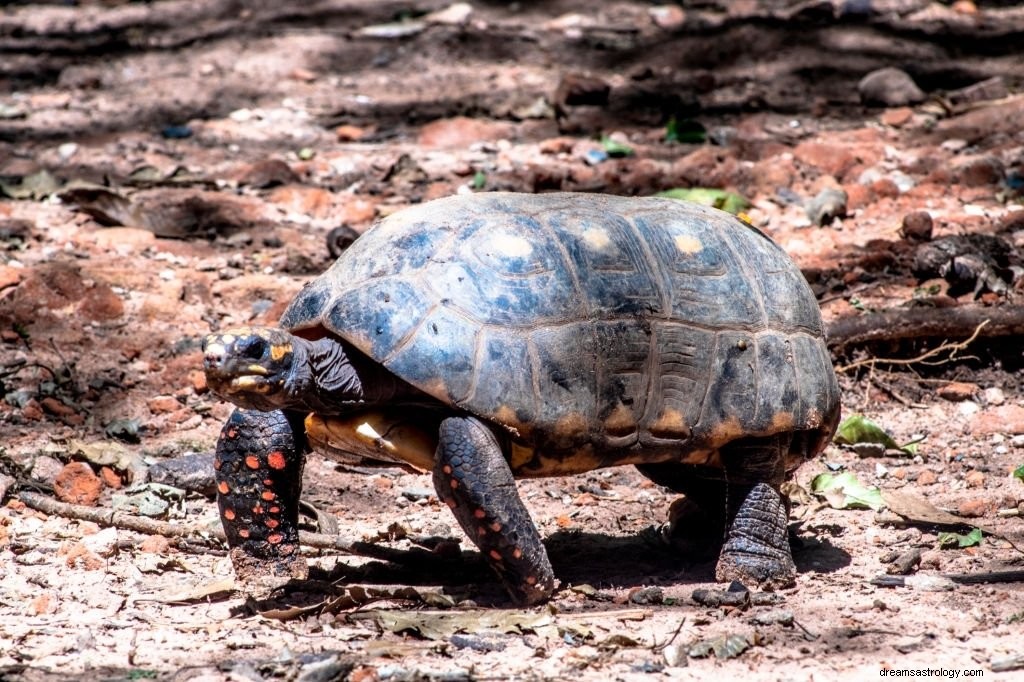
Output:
147,395,181,414
30,456,64,487
81,527,118,558
900,211,933,242
964,471,985,488
649,5,686,30
1010,435,1024,448
805,187,847,226
858,68,925,107
53,462,103,506
628,586,664,605
938,381,978,401
750,608,794,626
957,498,989,517
880,107,913,127
400,487,434,502
971,405,1024,435
983,387,1006,406
0,473,14,503
916,470,938,486
662,643,688,667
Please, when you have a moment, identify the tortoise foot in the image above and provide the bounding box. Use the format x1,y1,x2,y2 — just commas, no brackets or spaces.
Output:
229,546,308,584
433,416,556,606
715,482,795,590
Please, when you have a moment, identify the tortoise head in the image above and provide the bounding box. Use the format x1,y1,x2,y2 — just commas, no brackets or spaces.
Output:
202,326,299,410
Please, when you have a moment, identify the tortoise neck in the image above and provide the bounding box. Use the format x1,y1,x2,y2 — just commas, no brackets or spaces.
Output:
291,336,430,413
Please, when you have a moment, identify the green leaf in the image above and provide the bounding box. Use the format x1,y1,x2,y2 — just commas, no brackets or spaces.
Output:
656,187,750,215
471,170,487,190
1014,464,1024,483
834,414,919,454
665,117,707,144
810,471,885,511
600,135,634,157
937,527,983,549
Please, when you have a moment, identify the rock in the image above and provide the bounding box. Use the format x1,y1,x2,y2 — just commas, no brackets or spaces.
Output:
805,187,847,226
971,405,1024,435
905,574,956,592
649,5,686,30
0,264,23,291
39,397,76,418
662,643,688,667
91,227,157,251
0,473,15,503
858,68,925,107
886,548,922,575
964,471,985,488
81,527,118,557
147,395,181,414
79,282,124,322
53,462,103,506
425,2,473,25
628,586,664,605
900,211,933,242
1010,434,1024,449
237,159,299,189
335,124,371,142
937,381,978,401
957,498,990,517
140,535,171,554
30,455,64,487
417,117,514,150
983,387,1006,406
880,107,913,127
916,470,938,486
793,141,858,178
953,155,1004,187
99,466,123,489
554,73,611,111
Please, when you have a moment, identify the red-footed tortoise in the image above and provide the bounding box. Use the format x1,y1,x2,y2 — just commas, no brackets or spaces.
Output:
202,192,840,605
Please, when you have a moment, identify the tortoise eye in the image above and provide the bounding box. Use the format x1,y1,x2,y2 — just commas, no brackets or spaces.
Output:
240,337,265,360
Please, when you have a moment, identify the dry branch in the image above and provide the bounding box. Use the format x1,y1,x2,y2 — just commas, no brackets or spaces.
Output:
826,305,1024,353
18,491,419,563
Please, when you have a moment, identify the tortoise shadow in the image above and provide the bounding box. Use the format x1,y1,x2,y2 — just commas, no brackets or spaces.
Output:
300,523,851,602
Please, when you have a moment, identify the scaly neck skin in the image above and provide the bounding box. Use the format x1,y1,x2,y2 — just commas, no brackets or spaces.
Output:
286,336,428,414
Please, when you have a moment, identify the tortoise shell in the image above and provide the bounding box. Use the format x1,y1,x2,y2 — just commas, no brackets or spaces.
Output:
281,192,840,475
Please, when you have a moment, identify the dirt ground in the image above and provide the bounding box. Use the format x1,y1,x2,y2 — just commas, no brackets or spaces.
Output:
2,1,1024,680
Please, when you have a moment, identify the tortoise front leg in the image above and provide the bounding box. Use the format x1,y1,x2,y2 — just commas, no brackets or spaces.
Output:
715,434,795,589
432,416,556,605
214,408,308,581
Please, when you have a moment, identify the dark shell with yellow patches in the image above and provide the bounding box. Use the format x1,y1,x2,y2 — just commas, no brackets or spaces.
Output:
280,192,840,474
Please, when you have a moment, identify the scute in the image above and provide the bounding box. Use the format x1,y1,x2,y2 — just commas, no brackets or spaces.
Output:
279,192,839,454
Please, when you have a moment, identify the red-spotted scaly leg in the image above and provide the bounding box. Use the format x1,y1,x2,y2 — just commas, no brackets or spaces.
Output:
214,407,308,581
432,416,555,606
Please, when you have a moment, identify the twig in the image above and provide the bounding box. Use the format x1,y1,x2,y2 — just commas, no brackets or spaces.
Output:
872,570,1024,587
836,320,988,374
827,305,1024,352
17,491,418,563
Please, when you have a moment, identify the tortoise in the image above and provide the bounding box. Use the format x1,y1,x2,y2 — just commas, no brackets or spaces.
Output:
202,191,840,605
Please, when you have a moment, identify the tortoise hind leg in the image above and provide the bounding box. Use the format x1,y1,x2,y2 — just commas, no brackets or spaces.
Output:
214,408,308,582
715,434,795,589
432,416,555,605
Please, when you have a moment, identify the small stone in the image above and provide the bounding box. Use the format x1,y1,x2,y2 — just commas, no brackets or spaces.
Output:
916,470,938,486
237,159,299,189
971,405,1024,435
805,187,848,226
900,211,933,242
81,527,118,558
539,137,575,155
401,487,434,502
53,462,103,506
953,155,1004,187
983,387,1006,406
188,370,208,394
139,535,171,554
957,498,990,517
750,608,794,626
99,466,122,489
147,395,181,414
0,264,23,291
880,107,913,127
554,73,611,111
1010,435,1024,448
30,456,64,487
425,2,473,25
858,68,925,107
663,643,688,667
885,548,922,575
964,471,985,488
938,381,978,401
92,227,156,251
0,473,15,503
628,586,664,605
40,396,76,417
417,117,514,150
335,124,370,142
649,5,686,30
